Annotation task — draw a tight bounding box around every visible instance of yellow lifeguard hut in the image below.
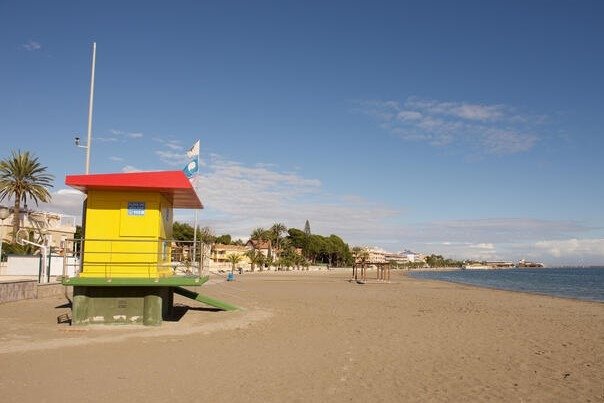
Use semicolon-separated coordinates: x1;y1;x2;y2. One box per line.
63;170;236;325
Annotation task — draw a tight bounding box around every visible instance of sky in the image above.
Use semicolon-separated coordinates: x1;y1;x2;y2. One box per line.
1;0;603;265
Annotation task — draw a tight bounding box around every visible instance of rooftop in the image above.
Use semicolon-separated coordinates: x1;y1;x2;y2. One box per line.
65;171;203;209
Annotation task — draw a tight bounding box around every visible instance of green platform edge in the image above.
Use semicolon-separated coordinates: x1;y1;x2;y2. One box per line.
62;275;239;311
173;286;239;311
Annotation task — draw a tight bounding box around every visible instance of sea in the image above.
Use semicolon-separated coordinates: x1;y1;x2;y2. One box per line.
408;267;604;303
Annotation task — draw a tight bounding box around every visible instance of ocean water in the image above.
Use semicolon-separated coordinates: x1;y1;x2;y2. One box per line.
408;267;604;302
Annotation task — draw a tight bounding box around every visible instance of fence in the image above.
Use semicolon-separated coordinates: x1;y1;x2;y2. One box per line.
63;238;211;279
2;255;78;282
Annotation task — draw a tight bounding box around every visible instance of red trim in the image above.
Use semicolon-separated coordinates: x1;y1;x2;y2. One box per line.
65;171;203;209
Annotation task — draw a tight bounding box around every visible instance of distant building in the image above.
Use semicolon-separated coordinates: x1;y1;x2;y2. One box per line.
486;261;515;268
210;243;250;265
246;239;273;258
517;259;545;268
365;247;387;264
384;252;409;264
0;207;77;254
398;251;425;264
355;247;426;266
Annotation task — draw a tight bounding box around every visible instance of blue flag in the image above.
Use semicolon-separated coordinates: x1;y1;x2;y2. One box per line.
183;140;200;178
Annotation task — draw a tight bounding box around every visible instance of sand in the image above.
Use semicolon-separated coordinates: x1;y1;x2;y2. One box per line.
0;269;602;402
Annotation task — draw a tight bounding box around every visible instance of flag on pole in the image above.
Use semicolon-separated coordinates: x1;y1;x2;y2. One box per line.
183;140;201;269
183;140;200;178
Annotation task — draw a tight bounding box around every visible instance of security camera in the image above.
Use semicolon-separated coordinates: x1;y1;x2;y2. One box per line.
75;137;80;146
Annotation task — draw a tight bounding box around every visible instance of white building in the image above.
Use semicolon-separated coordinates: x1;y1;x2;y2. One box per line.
0;207;77;254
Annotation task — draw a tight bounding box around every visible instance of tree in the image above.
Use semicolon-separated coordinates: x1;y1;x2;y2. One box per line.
264;254;274;271
173;222;194;243
196;226;215;270
245;249;264;272
215;234;232;245
293;253;309;270
352;247;369;267
287;228;306;247
306;235;323;264
197;226;216;244
74;225;83;240
270;223;287;257
226;253;242;273
304;220;311;236
0;151;54;242
250;227;269;241
425;254;462;268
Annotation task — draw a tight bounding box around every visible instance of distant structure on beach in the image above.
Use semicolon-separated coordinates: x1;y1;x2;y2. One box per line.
463;261;514;270
355;246;425;266
462;260;545;269
517;259;545;268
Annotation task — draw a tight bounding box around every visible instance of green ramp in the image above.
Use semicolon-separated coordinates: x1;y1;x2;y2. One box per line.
174;286;239;311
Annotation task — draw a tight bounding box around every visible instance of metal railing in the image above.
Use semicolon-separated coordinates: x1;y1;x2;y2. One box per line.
61;238;212;279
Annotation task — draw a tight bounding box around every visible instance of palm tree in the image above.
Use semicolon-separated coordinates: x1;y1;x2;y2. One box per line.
250;227;269;241
0;151;54;242
264;255;274;271
245;249;264;272
226;253;243;273
271;222;287;258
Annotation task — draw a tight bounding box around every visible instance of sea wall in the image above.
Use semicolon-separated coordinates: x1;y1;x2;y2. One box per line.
0;280;65;304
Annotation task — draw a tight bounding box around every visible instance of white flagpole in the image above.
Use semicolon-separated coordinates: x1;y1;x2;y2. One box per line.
193;209;199;274
85;42;96;175
184;140;201;275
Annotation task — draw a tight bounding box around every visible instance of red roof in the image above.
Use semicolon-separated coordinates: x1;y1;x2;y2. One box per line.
65;171;203;209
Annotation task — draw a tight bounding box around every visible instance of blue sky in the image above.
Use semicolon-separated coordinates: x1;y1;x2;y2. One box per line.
1;1;603;265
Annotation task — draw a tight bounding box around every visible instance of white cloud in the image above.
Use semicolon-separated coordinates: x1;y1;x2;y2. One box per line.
95;136;119;142
470;243;495;250
155;150;187;167
37;156;601;266
387;218;600;264
397;110;422;121
185;154;398;240
356;97;543;155
535;239;604;259
121;165;142;173
482;129;537;154
153;137;183;151
109;156;124;162
165;142;182;151
191;162;601;263
454;104;503;121
39;189;85;220
107;129;144;141
23;40;41;51
405;99;505;121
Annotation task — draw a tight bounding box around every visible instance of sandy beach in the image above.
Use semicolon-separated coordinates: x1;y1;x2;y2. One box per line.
0;270;602;402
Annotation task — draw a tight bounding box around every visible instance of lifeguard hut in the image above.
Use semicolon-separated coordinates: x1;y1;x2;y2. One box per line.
62;170;236;326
